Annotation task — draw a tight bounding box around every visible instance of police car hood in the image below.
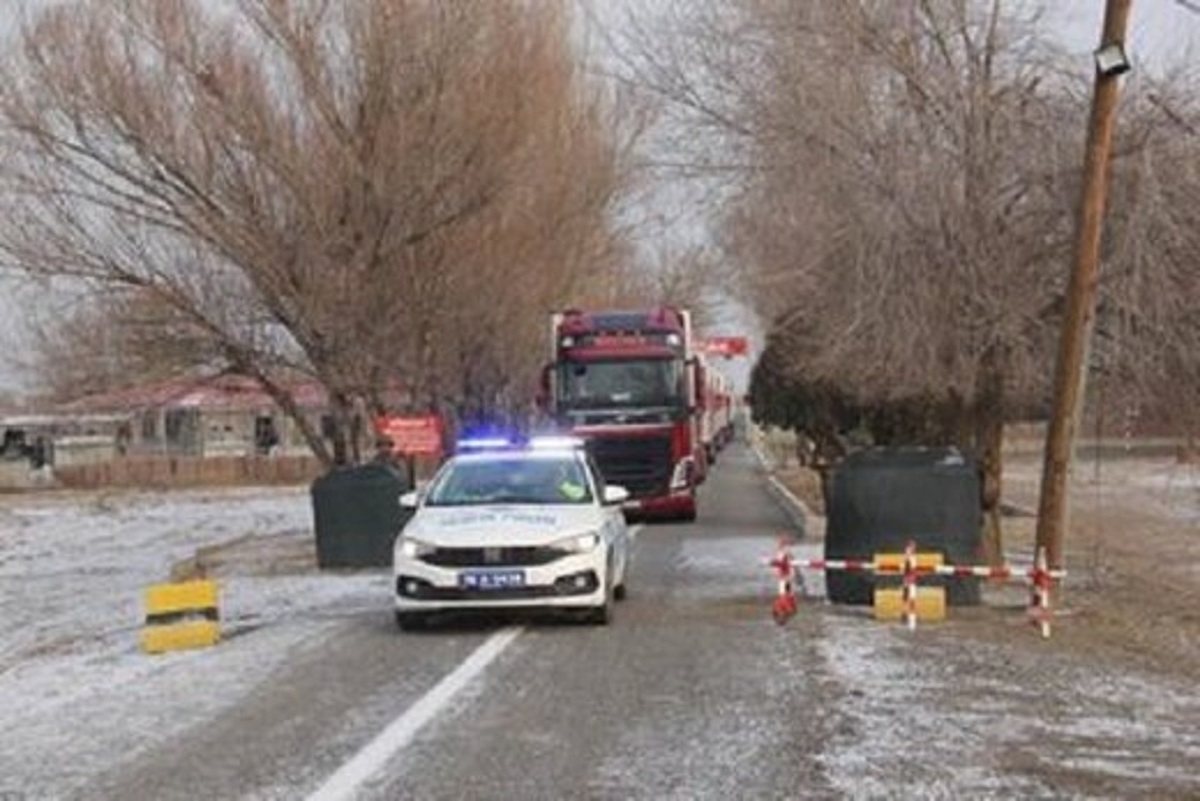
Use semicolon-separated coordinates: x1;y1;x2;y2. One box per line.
407;505;604;547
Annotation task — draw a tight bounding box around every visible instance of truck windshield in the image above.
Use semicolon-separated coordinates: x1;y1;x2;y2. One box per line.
556;358;684;409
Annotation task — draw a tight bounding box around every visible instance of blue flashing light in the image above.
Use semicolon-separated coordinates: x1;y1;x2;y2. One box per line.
455;436;518;454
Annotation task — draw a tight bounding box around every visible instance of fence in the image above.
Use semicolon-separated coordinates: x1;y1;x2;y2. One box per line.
53;454;324;490
768;538;1066;638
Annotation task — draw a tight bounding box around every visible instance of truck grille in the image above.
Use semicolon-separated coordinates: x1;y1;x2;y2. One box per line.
588;434;672;498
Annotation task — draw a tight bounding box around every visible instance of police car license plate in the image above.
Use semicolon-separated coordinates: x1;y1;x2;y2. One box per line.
459;570;525;590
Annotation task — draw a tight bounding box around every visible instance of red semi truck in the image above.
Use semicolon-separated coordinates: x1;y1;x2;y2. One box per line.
540;307;705;522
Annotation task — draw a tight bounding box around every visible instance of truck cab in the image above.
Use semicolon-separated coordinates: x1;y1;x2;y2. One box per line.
541;307;703;521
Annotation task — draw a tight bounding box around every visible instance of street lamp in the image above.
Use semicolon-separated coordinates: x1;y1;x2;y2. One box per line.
1095;42;1131;77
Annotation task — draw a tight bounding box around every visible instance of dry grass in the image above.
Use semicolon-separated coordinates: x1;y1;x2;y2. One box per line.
1001;456;1200;683
776;454;1200;684
775;465;825;515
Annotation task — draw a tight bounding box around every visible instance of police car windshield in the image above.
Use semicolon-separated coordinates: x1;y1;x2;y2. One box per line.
425;454;593;506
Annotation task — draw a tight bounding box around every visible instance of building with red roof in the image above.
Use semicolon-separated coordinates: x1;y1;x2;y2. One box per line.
44;374;336;461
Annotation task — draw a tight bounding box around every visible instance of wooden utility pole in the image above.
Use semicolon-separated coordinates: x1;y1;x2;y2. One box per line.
1035;0;1133;569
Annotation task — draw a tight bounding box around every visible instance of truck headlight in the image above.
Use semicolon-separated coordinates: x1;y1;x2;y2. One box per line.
397;537;435;559
670;456;695;490
555;532;601;553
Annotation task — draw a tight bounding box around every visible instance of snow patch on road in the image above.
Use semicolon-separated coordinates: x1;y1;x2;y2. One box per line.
588;533;839;798
590;625;814;799
671;536;781;602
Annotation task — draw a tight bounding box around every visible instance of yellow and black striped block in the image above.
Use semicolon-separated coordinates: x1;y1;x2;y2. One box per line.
873;551;946;622
874;551;945;573
140;579;221;654
873;586;947;622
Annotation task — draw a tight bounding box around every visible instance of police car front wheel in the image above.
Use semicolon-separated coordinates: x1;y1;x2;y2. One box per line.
395;611;428;632
585;555;617;625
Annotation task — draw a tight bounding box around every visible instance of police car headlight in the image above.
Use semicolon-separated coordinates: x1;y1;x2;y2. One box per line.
556;532;601;553
397;537;435;559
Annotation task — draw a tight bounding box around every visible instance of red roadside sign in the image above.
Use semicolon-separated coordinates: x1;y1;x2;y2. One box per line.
375;415;444;457
698;336;749;358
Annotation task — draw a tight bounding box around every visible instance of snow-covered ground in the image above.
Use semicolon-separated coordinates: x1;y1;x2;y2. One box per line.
0;487;391;798
785;536;1200;800
753;436;1200;798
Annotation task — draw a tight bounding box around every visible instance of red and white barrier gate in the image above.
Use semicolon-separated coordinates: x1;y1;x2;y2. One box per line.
767;537;1066;638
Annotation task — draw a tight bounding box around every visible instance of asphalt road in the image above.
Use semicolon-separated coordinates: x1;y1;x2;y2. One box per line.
87;443;829;800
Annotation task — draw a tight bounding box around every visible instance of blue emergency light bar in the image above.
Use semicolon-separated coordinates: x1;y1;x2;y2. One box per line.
455;431;588;454
528;435;587;450
455;436;518;453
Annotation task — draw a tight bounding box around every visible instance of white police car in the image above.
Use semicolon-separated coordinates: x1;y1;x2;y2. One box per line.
393;436;632;629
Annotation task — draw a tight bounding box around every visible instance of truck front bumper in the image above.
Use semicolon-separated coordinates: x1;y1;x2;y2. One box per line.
622;489;695;520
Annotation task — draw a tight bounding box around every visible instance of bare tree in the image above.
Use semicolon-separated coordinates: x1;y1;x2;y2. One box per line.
1091;66;1200;443
616;0;1200;560
13;287;206;402
619;1;1077;557
0;0;640;466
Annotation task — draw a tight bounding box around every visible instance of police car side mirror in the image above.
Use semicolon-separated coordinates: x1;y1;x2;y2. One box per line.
603;485;630;505
399;491;420;509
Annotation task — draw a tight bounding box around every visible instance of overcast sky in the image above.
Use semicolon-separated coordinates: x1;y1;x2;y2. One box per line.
1;1;1197;399
1049;0;1199;67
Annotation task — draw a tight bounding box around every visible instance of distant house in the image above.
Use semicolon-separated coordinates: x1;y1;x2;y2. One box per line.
54;374;337;459
0;411;132;468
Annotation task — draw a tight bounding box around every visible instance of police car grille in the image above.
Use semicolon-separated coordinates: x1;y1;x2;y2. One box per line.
588;434;672;498
421;546;566;567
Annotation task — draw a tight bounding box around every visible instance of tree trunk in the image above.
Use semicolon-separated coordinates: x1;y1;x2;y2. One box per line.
349;406;364;465
809;421;847;515
329;392;354;467
975;364;1006;566
230;353;336;469
261;382;333;468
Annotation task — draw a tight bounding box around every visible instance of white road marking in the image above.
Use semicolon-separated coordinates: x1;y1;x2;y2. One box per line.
307;627;523;801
